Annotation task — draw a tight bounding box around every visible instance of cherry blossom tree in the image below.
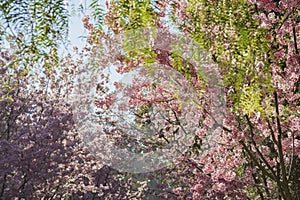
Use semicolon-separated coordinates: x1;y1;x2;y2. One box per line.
79;0;300;199
0;46;99;198
170;0;300;199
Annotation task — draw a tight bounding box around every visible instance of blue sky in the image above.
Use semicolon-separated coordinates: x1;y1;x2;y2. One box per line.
67;0;107;51
67;0;91;50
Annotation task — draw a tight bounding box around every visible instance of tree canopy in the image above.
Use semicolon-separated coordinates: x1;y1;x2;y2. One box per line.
1;0;300;199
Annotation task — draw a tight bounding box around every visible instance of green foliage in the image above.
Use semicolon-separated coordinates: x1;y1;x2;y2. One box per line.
122;28;157;64
0;0;69;69
240;85;263;116
107;0;159;30
174;0;273;114
90;0;105;29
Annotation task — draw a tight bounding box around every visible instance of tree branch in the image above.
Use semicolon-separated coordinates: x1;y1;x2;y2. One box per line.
274;91;292;199
245;115;277;181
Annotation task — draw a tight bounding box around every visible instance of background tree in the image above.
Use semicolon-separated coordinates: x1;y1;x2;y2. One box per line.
0;0;69;69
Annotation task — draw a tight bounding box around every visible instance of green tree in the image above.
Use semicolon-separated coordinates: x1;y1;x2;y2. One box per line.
0;0;69;69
